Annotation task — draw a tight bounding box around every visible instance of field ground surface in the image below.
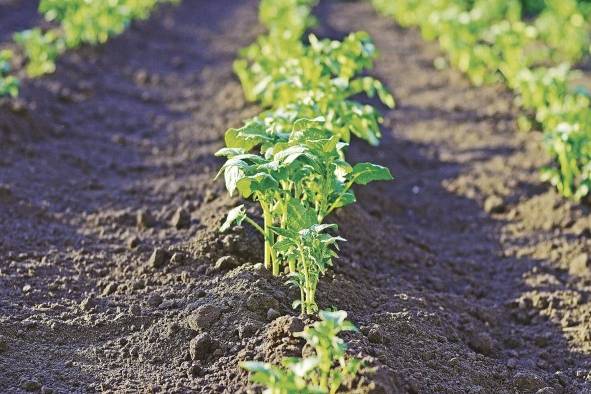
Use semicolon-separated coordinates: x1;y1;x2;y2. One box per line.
1;0;591;393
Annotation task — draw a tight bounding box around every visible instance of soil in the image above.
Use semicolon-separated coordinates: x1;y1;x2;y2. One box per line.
1;0;590;393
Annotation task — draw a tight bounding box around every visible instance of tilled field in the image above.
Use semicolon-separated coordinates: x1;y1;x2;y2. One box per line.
0;0;590;393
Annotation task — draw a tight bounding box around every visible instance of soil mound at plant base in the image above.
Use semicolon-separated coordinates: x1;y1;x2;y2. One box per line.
0;0;590;393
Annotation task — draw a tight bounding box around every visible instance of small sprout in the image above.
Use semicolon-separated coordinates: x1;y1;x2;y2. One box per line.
241;310;364;394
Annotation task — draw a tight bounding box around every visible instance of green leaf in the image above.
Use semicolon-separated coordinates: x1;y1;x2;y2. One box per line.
287;198;317;230
274;145;309;165
332;190;356;209
292;116;325;132
273;238;294;253
289;357;319;377
319;309;347;324
270;225;298;239
236;172;278;198
225;122;270;151
224;165;244;196
220;205;246;232
215;147;246;157
350;162;393;185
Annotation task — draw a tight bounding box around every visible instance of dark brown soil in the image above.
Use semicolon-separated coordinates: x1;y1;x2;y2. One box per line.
1;0;590;393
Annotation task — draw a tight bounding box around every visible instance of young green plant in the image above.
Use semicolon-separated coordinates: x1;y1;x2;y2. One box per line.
241;310;364;394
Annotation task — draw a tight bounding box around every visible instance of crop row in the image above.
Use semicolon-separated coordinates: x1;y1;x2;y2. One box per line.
217;0;393;315
215;0;394;391
0;0;177;97
372;0;591;201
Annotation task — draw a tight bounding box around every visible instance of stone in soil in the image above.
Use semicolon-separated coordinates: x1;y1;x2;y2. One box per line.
246;292;278;314
239;321;261;339
0;184;12;200
513;372;544;392
368;325;384;344
171;252;186;264
484;195;505;214
80;296;95;311
214;255;239;271
186;304;222;331
171;207;191;229
147;293;163;307
189;333;216;361
148;248;171;269
101;282;118;296
266;308;281;321
127;236;140;249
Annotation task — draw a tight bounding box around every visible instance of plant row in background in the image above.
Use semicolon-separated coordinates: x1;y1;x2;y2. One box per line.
215;0;394;391
372;0;591;201
0;0;177;97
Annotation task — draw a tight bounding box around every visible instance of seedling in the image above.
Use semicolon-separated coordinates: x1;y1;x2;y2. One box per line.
241;310;363;394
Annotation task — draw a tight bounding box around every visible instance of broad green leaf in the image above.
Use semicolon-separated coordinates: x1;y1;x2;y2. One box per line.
270;225;298;239
273;238;294;253
274;145;308;165
225;122;271;151
236;172;278;198
350;162;393;185
331;190;356;209
287;198;317;230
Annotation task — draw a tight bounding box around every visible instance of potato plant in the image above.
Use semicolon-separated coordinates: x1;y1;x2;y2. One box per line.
14;0;178;79
241;310;363;394
216;0;393;317
0;50;19;98
372;0;591;201
234;31;394;146
217;119;391;312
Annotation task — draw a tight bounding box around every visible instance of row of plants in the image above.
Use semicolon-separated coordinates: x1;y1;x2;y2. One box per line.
0;0;177;97
372;0;591;201
215;0;394;391
217;0;393;315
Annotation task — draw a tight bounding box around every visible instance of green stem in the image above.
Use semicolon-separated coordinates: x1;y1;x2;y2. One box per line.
556;141;573;198
300;286;305;315
261;200;280;275
261;201;273;271
297;243;314;315
244;216;264;236
323;178;356;221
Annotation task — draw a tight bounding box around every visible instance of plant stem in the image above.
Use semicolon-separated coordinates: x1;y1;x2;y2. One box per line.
298;243;314;314
261;200;280;275
244;216;265;236
261;201;273;271
323;178;355;220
